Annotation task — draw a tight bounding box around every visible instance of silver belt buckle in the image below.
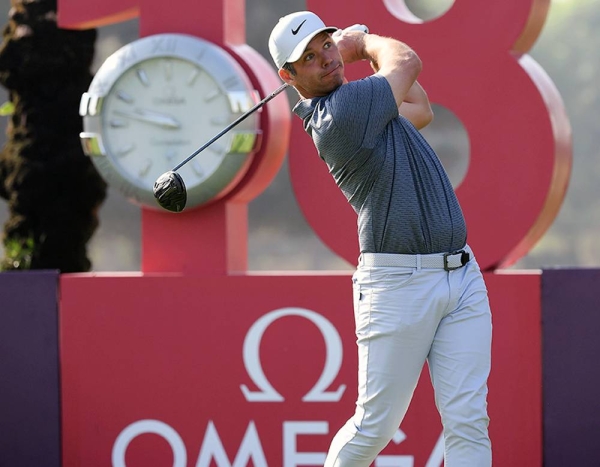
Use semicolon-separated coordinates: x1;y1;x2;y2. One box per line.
443;250;470;271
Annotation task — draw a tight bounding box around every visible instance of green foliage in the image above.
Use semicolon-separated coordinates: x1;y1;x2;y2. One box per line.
0;101;14;116
1;235;34;270
0;0;105;272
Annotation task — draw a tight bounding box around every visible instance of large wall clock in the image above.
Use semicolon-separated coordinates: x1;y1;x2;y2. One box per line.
79;33;261;210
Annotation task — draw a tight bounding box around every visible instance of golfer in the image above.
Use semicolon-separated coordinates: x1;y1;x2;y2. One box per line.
269;11;493;467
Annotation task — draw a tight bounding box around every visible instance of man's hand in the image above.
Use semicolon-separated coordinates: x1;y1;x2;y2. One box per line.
333;25;422;109
358;34;422;109
333;25;369;64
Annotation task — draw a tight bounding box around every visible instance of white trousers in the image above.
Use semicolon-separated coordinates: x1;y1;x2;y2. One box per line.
325;250;492;466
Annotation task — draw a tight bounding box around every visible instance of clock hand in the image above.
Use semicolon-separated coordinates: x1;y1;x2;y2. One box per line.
114;108;181;129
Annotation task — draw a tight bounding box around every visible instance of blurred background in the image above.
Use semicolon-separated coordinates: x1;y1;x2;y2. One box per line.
0;0;595;272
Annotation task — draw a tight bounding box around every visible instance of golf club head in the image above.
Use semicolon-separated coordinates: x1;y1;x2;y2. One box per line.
153;171;187;212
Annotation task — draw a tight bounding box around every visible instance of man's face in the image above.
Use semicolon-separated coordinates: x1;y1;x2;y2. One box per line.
281;32;345;98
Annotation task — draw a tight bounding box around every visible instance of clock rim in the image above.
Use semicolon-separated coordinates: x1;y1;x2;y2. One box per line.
80;33;261;211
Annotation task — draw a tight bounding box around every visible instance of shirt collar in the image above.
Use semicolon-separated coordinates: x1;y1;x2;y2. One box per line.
293;97;323;120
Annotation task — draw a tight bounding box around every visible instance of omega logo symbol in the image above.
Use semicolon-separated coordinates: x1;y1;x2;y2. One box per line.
240;307;346;402
153;86;186;106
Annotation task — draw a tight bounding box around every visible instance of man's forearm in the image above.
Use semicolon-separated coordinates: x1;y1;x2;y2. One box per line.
361;34;421;79
335;31;422;107
403;81;429;105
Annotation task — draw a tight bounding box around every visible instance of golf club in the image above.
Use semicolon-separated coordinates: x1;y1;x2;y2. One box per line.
153;82;289;213
153;23;368;213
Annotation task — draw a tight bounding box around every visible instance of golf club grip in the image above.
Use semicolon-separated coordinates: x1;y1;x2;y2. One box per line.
172;82;289;172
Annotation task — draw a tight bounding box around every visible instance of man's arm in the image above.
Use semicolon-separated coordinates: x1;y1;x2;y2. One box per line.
335;31;432;128
398;81;433;129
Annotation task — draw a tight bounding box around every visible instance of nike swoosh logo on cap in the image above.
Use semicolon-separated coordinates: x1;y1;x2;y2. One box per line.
291;20;307;35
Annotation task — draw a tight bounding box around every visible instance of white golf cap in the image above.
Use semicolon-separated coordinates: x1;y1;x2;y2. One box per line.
268;11;337;69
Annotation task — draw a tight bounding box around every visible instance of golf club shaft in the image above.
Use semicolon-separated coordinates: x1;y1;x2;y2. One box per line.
172;82;289;172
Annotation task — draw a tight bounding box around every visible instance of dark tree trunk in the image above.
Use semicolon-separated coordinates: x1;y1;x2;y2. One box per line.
0;0;107;272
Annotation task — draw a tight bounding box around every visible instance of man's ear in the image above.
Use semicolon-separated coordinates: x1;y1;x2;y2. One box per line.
278;68;294;85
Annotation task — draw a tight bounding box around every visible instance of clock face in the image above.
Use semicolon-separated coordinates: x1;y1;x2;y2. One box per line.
80;34;260;210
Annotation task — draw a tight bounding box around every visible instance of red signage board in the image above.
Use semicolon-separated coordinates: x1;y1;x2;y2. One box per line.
60;273;541;466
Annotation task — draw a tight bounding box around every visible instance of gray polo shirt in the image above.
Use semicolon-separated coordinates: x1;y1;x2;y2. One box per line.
293;73;467;255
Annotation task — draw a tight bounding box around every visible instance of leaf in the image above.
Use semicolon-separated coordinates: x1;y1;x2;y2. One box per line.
0;101;15;116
